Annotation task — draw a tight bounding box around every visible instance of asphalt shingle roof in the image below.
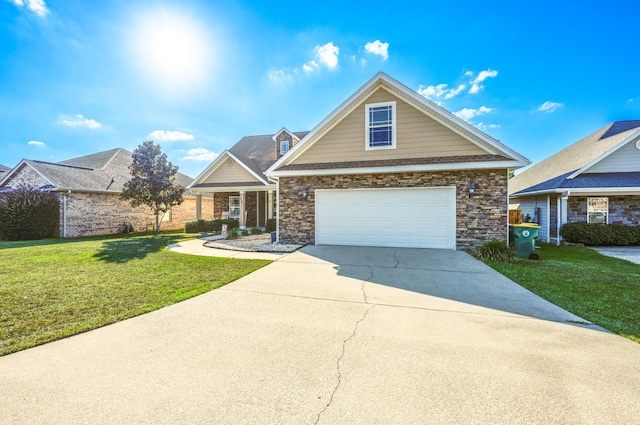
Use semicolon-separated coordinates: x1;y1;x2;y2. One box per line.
510;121;640;195
4;149;193;193
228;131;309;180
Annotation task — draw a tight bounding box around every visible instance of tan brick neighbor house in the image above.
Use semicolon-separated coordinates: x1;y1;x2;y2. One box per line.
509;120;640;244
0;148;213;238
190;72;529;250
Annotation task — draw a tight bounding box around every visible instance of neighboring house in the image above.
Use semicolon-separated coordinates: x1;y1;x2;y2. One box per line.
0;148;213;238
191;72;529;249
0;164;10;181
188;129;307;228
509;120;640;243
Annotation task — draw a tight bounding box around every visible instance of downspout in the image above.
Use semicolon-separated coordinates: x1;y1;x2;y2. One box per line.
557;190;570;245
62;190;71;238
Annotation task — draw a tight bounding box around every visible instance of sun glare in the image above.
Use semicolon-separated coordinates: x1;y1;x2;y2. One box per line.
132;11;212;92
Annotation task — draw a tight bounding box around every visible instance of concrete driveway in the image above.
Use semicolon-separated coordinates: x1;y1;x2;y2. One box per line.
1;245;639;424
591;246;640;264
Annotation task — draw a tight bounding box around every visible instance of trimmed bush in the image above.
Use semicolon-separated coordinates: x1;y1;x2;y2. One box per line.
0;187;60;240
226;227;240;240
250;227;263;235
475;239;515;262
560;222;640;246
185;218;240;233
265;218;276;233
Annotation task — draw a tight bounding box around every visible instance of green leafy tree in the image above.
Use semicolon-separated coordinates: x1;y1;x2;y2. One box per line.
120;141;185;235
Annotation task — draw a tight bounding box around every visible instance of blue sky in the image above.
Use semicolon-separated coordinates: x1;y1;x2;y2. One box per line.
1;0;639;178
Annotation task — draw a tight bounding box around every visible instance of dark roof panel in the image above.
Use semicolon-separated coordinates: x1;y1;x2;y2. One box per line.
599;120;640;140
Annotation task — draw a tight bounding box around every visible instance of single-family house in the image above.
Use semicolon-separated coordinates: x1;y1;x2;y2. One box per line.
191;72;529;249
0;148;213;237
188;130;305;228
509;120;640;243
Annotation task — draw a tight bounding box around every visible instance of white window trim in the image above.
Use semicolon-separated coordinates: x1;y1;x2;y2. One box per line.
587;196;608;224
365;101;396;151
229;196;241;219
280;140;290;155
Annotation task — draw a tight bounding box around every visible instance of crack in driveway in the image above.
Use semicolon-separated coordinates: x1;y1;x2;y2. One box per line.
315;305;375;424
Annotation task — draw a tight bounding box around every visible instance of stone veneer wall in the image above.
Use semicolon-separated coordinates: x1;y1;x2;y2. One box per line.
568;196;640;225
213;191;262;227
278;169;508;249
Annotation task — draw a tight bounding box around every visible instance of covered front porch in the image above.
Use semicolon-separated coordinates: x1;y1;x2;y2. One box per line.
192;186;276;229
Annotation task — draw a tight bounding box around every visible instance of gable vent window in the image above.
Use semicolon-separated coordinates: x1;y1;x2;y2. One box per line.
365;101;396;150
280;140;290;155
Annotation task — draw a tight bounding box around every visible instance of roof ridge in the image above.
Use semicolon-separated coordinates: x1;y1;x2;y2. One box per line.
31;159;93;171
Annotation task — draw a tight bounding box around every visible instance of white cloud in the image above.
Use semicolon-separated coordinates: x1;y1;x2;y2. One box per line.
476;122;501;131
473;69;498;84
418;83;466;103
268;69;293;84
537;101;564;113
148;130;194;141
364;40;389;60
314;42;339;69
10;0;48;17
183;148;218;162
453;106;494;122
28;140;45;147
468;69;498;94
302;61;319;73
59;114;102;129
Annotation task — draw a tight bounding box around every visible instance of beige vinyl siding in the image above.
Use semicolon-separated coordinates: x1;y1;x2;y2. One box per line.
291;88;488;165
201;158;260;184
584;139;640;173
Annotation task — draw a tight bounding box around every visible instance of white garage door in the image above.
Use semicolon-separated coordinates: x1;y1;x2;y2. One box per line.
315;187;456;249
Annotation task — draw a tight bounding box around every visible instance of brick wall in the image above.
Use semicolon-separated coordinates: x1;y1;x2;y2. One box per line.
278;169;508;249
62;193;210;237
3;164;213;238
568;195;640;225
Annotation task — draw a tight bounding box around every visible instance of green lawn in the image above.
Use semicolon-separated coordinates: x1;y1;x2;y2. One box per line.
0;233;270;356
483;243;640;343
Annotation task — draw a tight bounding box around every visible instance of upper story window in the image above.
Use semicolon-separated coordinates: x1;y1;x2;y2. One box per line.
280;140;290;155
366;101;396;150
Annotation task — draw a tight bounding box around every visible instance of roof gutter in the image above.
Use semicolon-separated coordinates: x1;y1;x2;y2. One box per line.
511;186;640;198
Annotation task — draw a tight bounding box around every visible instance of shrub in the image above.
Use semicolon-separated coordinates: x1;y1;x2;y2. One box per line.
226;227;240;240
241;229;250;237
560;222;640;246
185;218;240;233
265;218;277;233
475;239;515;262
0;187;60;240
250;227;263;235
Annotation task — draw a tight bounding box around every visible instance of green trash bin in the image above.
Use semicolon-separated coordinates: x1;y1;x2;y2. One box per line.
509;223;541;259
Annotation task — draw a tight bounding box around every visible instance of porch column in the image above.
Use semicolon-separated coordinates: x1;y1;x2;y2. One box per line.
195;194;202;220
239;190;246;229
267;190;274;219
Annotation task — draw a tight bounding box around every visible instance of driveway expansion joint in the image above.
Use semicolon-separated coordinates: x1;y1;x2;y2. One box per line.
315;305;375;424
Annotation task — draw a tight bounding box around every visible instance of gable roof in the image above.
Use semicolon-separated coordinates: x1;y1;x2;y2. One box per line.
266;72;528;177
0;148;193;193
188;131;309;189
510;121;640;196
0;164;10;175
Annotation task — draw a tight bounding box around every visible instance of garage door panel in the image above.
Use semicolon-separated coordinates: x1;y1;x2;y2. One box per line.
315;187;456;249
